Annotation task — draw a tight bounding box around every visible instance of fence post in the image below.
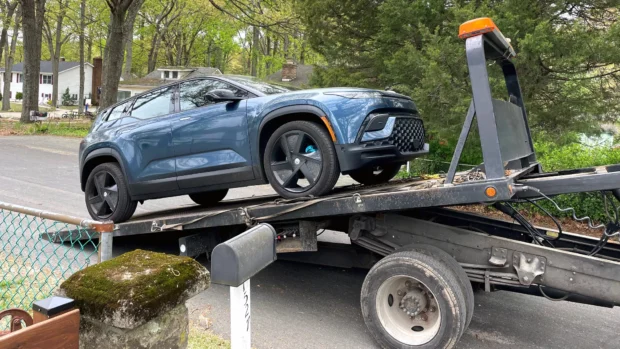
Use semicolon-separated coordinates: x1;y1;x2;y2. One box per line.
95;222;114;263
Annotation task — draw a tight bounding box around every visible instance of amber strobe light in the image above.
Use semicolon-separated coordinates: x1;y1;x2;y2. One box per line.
458;17;497;39
458;17;516;57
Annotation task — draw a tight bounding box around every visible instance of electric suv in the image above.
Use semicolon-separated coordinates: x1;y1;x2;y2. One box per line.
79;75;428;222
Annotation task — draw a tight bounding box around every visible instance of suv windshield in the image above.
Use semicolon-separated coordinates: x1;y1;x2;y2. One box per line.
224;75;298;95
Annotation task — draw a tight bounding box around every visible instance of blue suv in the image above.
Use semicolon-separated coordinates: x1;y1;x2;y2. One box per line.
79;75;428;222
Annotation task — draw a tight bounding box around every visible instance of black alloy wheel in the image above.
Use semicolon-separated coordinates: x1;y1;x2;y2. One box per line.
88;171;119;219
264;120;340;198
85;163;137;223
270;130;323;192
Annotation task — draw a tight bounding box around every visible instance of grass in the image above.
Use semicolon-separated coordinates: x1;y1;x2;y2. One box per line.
0;119;91;138
188;327;231;349
1;103;52;112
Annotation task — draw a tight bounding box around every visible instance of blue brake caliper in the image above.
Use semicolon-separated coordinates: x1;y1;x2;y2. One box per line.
305;145;317;154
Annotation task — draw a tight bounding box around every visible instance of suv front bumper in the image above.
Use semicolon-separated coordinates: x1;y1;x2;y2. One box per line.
336;115;429;173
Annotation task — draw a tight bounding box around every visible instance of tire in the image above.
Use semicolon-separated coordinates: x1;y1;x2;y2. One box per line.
84;162;137;223
263;120;340;198
395;244;474;331
189;189;229;206
349;163;402;186
361;250;468;349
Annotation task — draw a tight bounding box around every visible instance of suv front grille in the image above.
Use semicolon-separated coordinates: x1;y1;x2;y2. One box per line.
363;117;425;153
389;117;425;153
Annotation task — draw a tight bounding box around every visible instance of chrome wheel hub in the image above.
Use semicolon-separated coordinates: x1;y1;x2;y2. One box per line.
376;275;441;345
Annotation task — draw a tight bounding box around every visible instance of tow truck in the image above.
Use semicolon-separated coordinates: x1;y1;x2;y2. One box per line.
108;18;620;348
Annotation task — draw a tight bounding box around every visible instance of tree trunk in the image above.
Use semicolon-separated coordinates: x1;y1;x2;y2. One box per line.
52;4;65;109
147;33;159;73
20;0;46;123
86;33;92;63
251;26;259;76
78;0;85;114
122;38;133;79
0;2;18;65
99;0;145;109
121;1;139;80
2;6;20;111
206;40;212;67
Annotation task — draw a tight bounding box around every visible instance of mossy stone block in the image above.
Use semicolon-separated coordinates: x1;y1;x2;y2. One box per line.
59;249;209;329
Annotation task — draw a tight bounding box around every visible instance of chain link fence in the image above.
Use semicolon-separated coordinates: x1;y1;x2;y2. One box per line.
0;201;113;331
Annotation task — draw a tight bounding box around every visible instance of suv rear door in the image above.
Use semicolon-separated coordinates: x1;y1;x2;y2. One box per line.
171;78;254;189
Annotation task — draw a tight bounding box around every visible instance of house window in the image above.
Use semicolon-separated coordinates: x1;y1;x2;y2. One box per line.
42;75;53;84
164;71;170;79
117;90;131;102
172;71;178;79
15;73;22;83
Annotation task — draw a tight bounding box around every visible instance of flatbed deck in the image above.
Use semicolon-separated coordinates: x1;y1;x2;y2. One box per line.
115;164;620;237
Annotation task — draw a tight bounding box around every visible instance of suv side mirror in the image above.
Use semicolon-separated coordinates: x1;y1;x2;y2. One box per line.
205;89;244;103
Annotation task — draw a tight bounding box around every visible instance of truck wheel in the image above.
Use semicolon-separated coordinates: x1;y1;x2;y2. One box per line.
189;189;228;206
264;120;340;198
395;244;474;331
349;164;402;186
85;162;137;223
361;250;467;349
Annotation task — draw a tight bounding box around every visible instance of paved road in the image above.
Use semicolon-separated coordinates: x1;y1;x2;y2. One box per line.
1;135;619;349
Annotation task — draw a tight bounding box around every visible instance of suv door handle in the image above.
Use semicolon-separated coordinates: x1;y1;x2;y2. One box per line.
179;117;192;121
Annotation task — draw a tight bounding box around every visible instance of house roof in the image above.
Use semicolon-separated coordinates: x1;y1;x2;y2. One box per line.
120;67;222;87
0;61;89;73
266;64;314;87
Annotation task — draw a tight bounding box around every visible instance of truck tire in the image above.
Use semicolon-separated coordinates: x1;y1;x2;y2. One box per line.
361;250;467;349
395;244;474;330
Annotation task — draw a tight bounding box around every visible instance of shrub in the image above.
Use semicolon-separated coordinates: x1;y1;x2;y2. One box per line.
61;88;73;106
16;92;22;100
400;131;620;223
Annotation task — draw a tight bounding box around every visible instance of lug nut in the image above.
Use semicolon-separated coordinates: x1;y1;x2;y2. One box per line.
429;306;436;313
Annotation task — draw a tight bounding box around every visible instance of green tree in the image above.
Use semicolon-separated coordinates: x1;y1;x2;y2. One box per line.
299;0;620;148
61;87;73;105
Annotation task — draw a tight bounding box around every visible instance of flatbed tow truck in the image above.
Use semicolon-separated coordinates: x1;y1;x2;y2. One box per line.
111;18;620;348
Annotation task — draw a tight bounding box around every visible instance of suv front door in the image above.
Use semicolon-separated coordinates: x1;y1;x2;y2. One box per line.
119;85;178;196
171;78;254;189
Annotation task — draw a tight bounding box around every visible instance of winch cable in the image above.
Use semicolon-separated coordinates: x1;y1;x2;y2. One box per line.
516;185;620;257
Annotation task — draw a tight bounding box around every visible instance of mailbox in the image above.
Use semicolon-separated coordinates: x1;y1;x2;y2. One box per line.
211;223;277;287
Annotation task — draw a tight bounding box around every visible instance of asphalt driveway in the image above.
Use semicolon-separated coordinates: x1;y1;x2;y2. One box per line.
1;135;619;349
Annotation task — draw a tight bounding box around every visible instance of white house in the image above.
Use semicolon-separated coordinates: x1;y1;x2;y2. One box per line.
0;60;94;106
118;66;222;101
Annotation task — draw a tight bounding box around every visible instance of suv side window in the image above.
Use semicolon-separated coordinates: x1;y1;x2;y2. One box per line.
107;100;132;122
179;79;247;111
130;86;174;120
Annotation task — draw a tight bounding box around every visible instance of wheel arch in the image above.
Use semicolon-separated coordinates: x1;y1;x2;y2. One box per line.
80;148;128;192
257;105;337;181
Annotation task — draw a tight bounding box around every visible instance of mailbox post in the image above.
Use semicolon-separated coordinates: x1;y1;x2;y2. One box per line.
211;224;277;349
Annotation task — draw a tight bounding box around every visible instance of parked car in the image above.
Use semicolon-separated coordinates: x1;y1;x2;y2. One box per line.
79;75;428;222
